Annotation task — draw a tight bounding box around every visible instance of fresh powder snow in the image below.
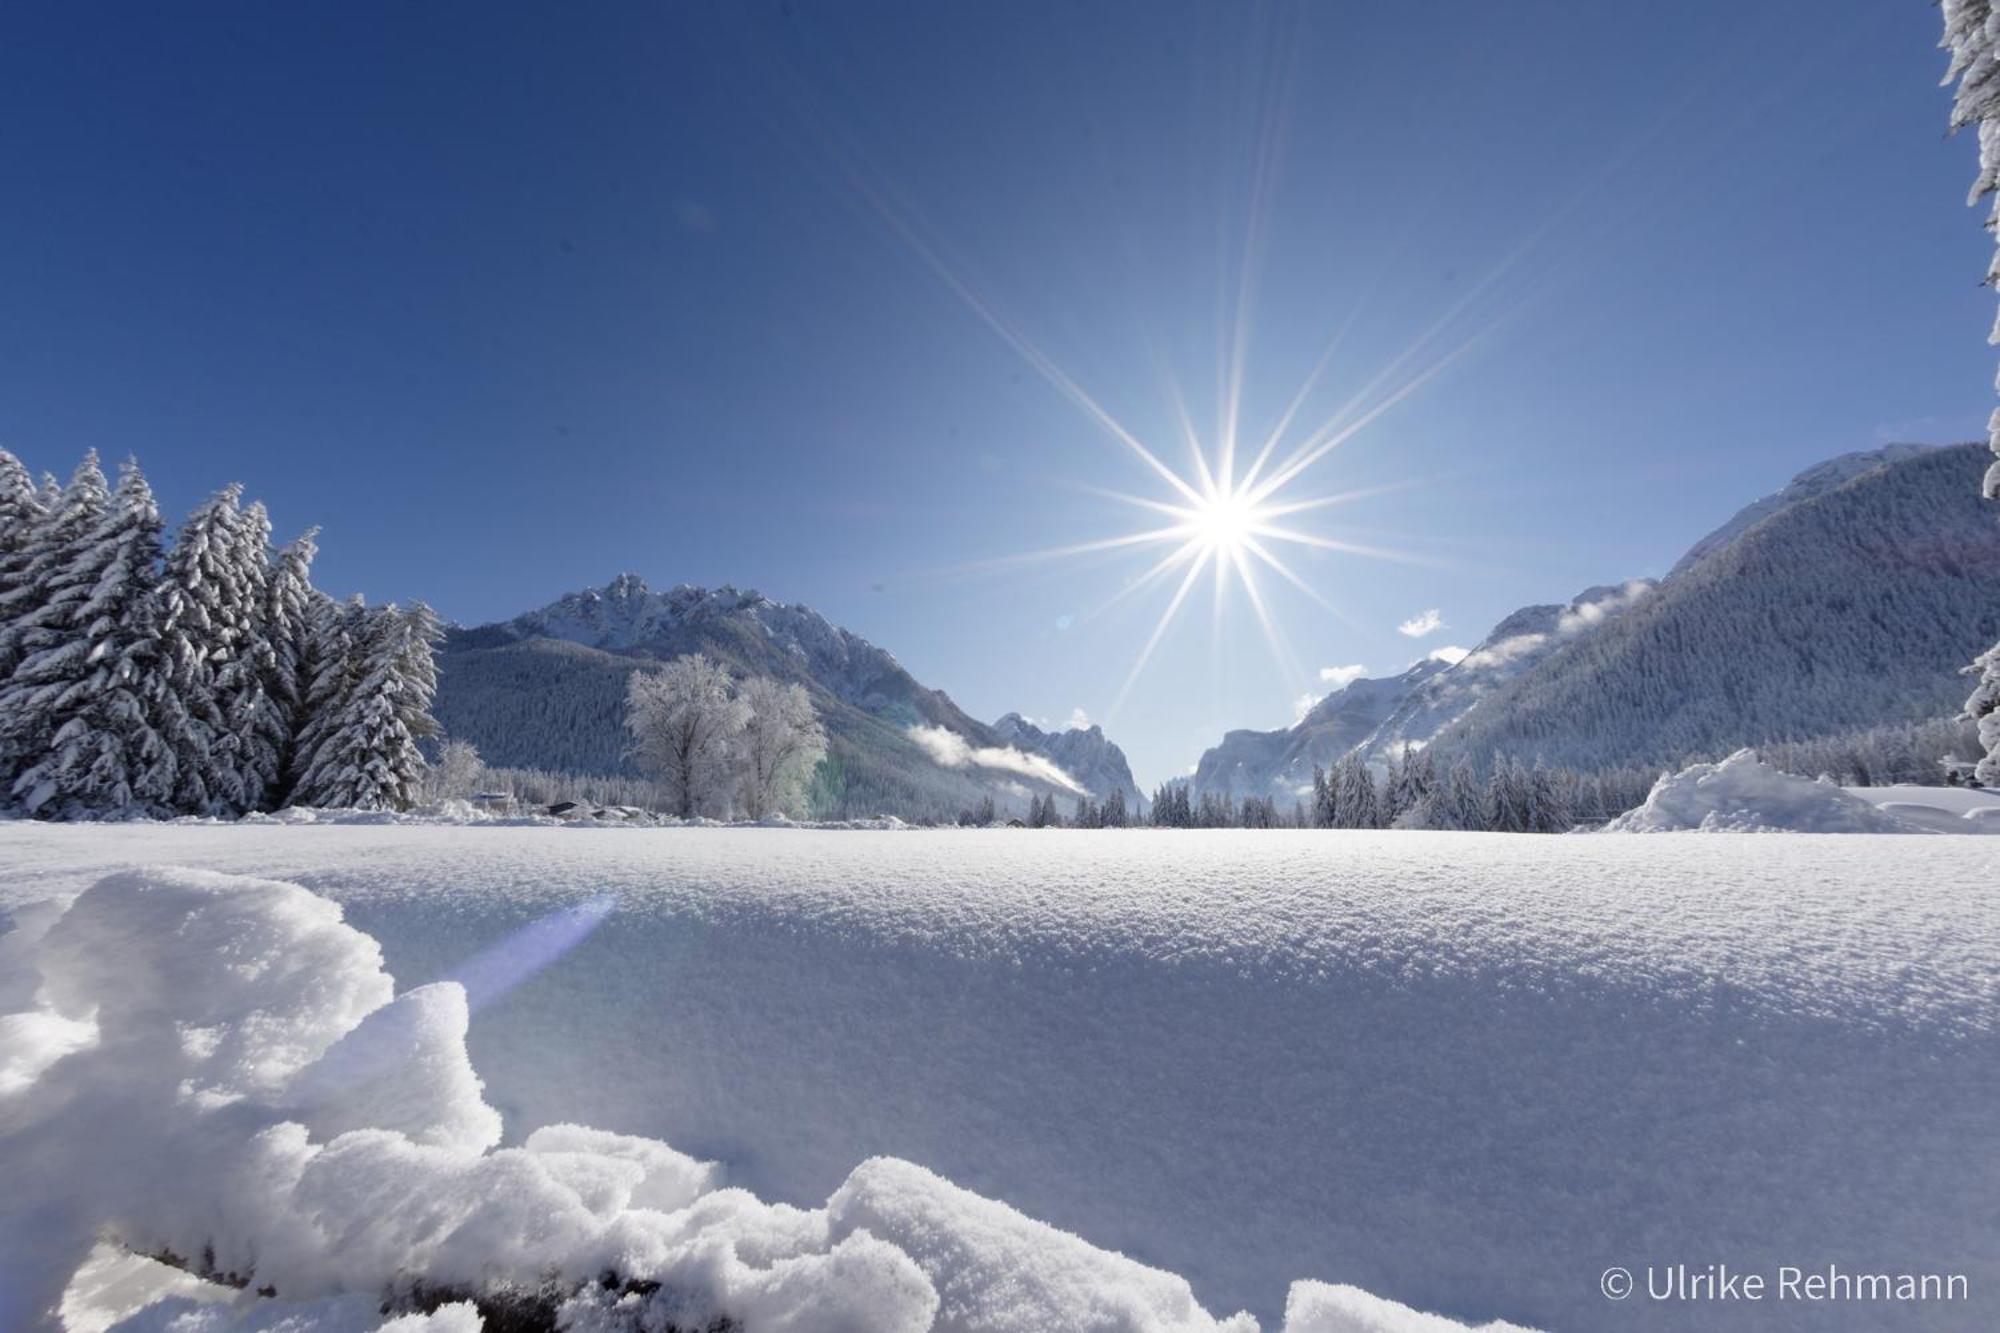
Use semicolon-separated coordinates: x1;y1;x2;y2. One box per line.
3;823;1994;1330
3;861;1530;1333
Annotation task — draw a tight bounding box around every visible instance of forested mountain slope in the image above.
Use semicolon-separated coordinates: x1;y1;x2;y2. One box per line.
1437;442;2000;771
1191;661;1451;800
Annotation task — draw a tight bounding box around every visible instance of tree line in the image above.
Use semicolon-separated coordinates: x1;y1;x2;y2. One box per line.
1134;714;1983;834
0;449;441;819
1144;750;1652;833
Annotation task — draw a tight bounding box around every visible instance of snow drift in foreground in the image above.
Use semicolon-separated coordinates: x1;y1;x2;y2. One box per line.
4;825;1995;1332
1602;749;1935;832
0;868;1524;1333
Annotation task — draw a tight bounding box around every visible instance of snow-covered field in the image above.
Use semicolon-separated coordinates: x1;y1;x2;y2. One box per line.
3;824;1996;1331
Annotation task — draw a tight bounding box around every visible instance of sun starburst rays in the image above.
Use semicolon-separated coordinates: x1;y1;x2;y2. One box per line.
1070;406;1429;716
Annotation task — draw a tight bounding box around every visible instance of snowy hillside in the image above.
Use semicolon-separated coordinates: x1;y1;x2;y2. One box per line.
6;824;1994;1331
1356;582;1655;764
434;577;1085;821
992;713;1144;808
1439;442;2000;772
1665;443;1933;579
1190;580;1656;800
1187;442;1995;793
1191;661;1450;800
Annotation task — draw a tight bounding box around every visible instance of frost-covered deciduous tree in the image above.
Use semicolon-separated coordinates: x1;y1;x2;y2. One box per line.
625;653;748;818
1944;0;2000;782
422;738;487;803
4;461;180;817
736;675;827;820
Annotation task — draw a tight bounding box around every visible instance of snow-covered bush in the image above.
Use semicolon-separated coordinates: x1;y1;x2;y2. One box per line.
0;868;1521;1333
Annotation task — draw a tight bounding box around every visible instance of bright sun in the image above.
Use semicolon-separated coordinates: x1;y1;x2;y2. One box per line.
1185;491;1262;553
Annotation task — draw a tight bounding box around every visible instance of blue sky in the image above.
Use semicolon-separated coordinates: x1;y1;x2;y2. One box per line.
0;1;1988;784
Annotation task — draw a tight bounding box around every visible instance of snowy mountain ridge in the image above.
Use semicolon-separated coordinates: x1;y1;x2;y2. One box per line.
1188;441;1993;795
1667;442;1933;580
992;712;1145;810
504;572;907;700
436;576;1135;819
1190;581;1659;801
1432;441;2000;772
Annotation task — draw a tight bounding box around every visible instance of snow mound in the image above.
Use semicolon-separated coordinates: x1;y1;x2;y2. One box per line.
1603;749;1928;832
1283;1283;1538;1333
1844;783;2000;834
0;867;1517;1333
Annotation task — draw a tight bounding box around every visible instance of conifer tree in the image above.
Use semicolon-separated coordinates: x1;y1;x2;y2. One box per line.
1943;1;2000;782
217;500;285;812
1333;754;1378;829
261;529;319;805
6;461;178;817
289;592;363;801
1309;764;1333;828
157;485;250;812
0;453;110;793
293;603;442;810
0;449;44;683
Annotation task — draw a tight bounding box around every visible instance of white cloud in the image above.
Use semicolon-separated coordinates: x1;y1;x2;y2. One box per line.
1427;645;1470;665
1397;608;1445;638
1066;706;1092;731
1293;693;1322;724
1317;664;1369;689
1555;580;1652;635
1458;582;1653;670
907;725;1085;794
1459;633;1544;671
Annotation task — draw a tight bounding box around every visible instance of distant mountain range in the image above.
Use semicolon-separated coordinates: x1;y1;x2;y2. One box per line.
1187;441;2000;796
437;443;1997;817
433;575;1138;820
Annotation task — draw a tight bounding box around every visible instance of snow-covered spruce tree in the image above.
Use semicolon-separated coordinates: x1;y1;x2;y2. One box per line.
625;652;748;818
156;485;249;813
736;675;828;819
0;453;110;799
4;461;180;817
289;591;363;799
260;527;319;805
215;500;285;812
292;603;443;810
1944;0;2000;782
0;449;45;683
1333;753;1379;829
